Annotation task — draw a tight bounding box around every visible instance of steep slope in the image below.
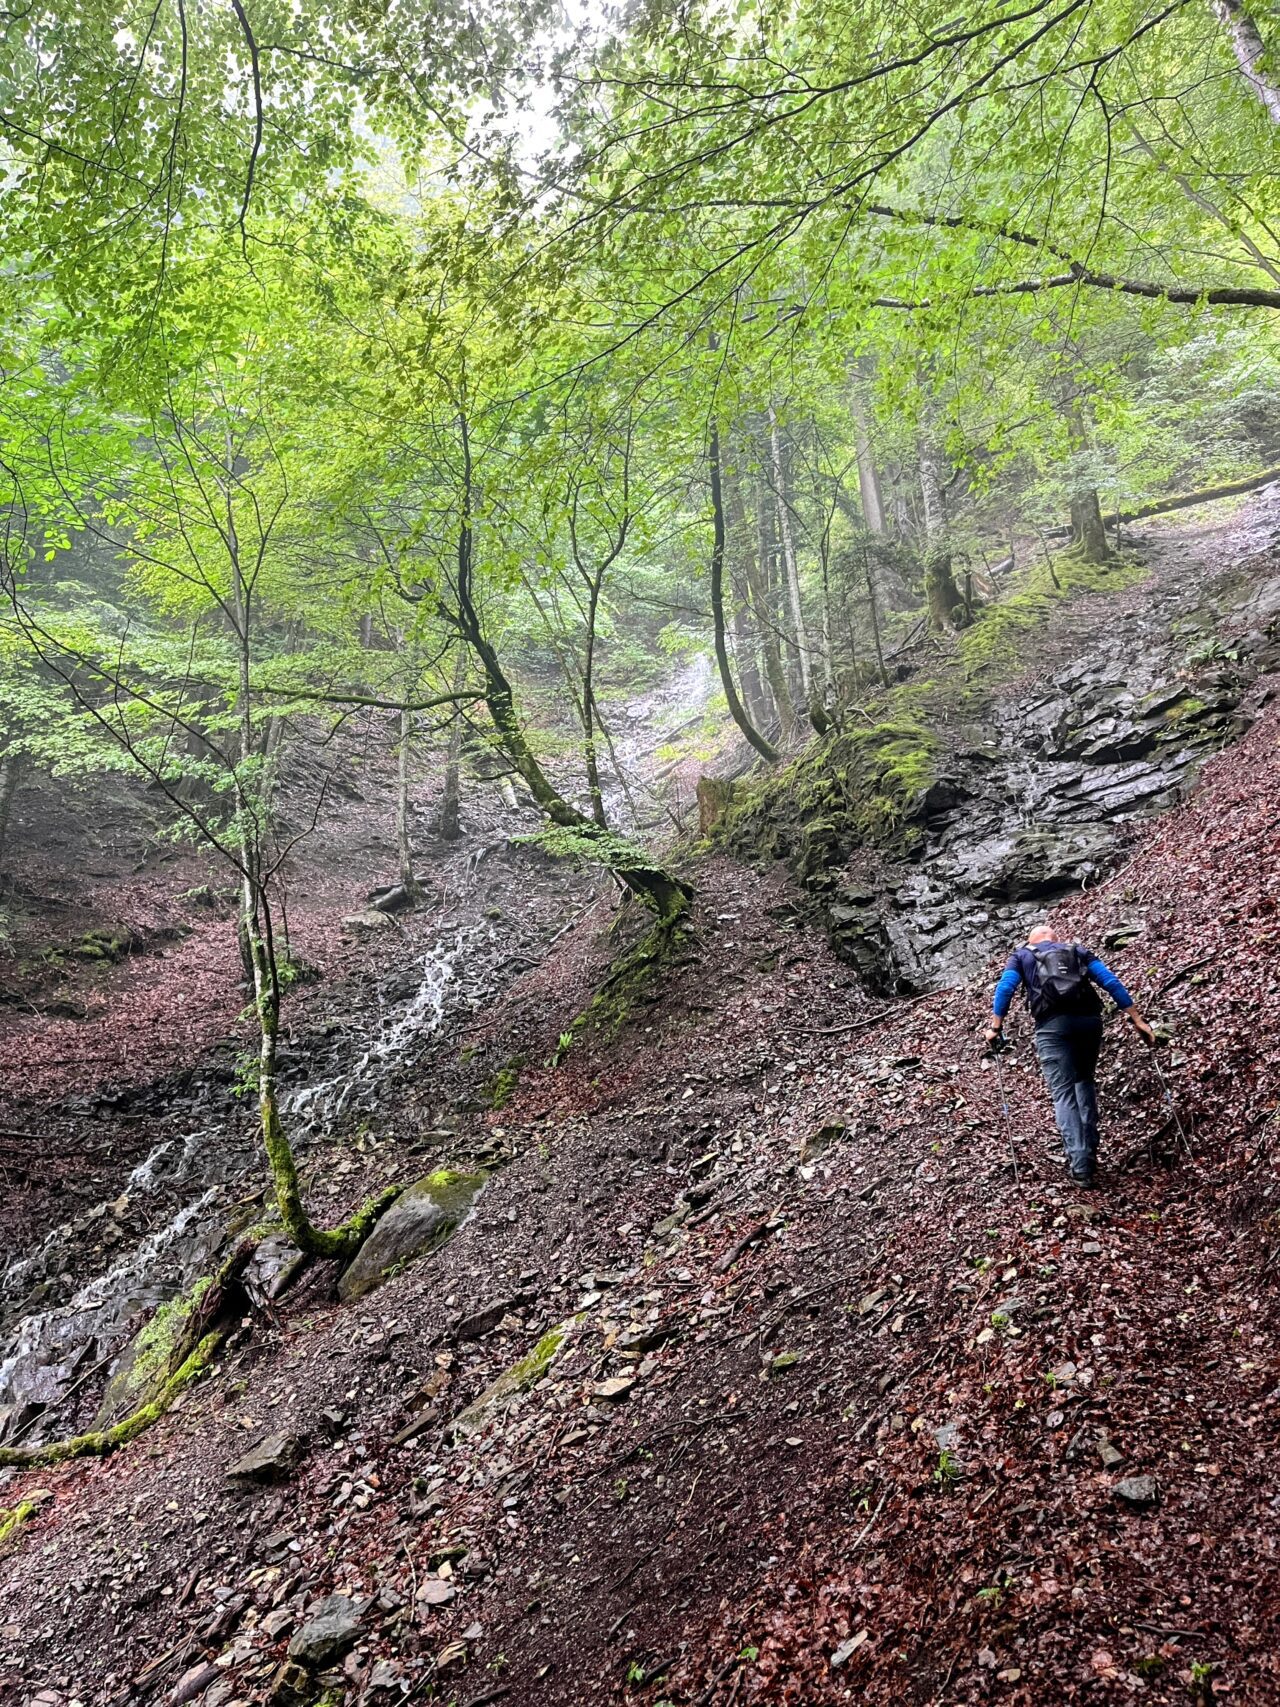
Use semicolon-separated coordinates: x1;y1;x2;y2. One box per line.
0;509;1277;1707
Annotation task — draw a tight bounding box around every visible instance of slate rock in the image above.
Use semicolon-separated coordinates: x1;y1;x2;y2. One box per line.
226;1431;307;1485
454;1293;530;1341
1096;1433;1125;1470
170;1661;222;1705
592;1376;635;1402
415;1578;456;1608
243;1235;309;1307
267;1660;315;1705
287;1593;365;1668
337;1170;485;1302
1114;1474;1159;1509
831;1629;869;1667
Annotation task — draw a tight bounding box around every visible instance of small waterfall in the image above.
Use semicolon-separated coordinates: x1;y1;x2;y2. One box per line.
0;924;489;1444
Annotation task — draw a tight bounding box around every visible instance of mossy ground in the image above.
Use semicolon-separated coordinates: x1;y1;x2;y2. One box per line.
0;1500;38;1551
957;548;1146;677
486;1059;524;1110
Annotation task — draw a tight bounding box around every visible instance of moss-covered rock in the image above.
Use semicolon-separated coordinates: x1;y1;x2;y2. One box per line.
722;714;938;882
335;1169;486;1302
447;1320;572;1442
95;1277;214;1429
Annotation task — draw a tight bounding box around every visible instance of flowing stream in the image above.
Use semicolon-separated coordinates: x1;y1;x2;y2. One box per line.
0;922;491;1445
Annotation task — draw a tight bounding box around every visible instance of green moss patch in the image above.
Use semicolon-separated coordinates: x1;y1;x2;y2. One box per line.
448;1320;573;1442
722;713;938;880
486;1059;523;1110
958;550;1146;677
95;1276;215;1429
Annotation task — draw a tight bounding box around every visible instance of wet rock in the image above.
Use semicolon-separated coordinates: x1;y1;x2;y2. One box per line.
369;883;419;914
170;1661;222;1704
341;908;396;934
287;1593;365;1668
336;1170;486;1302
243;1236;309;1308
1113;1474;1159;1509
226;1431;308;1485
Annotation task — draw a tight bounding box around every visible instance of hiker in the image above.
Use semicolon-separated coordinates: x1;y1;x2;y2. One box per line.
984;925;1156;1186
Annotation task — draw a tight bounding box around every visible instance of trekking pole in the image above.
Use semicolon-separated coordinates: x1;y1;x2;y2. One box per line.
1149;1047;1192;1159
989;1035;1020;1184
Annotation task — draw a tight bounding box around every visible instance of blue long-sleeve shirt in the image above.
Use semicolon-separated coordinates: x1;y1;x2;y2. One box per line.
992;942;1133;1020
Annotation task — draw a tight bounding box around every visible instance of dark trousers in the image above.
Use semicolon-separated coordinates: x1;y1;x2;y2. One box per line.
1033;1014;1104;1175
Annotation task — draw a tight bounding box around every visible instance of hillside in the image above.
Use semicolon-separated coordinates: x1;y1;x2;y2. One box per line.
1;499;1278;1707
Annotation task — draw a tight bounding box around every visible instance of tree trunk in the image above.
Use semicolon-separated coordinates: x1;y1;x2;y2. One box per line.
581;570;608;829
438;647;466;842
918;442;968;630
223;443;390;1262
0;751;22;879
723;467;771;728
395;706;419;892
708;426;781;764
851;391;887;533
1069;488;1113;563
817;505;835;691
1214;0;1280;124
750;479;798;737
769;407;812;698
864;549;890;687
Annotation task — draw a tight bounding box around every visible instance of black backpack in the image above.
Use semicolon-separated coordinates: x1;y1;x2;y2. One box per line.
1027;943;1102;1021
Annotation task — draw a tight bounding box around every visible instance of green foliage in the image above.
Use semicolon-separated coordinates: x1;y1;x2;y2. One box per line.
514;822;654;875
933;1448;964;1488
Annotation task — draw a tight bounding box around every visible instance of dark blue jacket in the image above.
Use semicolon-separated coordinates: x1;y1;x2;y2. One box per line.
992;941;1133;1023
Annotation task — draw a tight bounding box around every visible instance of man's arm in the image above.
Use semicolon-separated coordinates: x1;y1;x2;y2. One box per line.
1086;954;1157;1046
985;960;1022;1045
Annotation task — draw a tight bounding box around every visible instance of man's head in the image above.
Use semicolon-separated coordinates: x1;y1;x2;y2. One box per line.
1027;924;1056;946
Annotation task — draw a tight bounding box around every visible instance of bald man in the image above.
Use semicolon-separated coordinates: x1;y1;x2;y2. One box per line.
984;925;1156;1186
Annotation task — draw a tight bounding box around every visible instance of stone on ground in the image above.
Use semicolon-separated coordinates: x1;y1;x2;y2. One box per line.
337;1169;485;1302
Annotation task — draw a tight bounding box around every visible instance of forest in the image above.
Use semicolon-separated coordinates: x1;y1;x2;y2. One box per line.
1;0;1279;1703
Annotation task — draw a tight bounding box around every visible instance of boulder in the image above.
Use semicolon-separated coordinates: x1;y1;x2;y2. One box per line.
336;1170;486;1303
341;908;396;934
368;882;420;914
287;1593;365;1669
226;1431;308;1485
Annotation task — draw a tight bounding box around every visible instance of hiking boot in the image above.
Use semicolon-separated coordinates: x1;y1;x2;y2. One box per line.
1069;1166;1097;1189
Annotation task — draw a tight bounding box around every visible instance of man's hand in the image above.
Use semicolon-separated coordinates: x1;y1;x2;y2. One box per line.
983;1020;1005;1056
1128;1010;1158;1048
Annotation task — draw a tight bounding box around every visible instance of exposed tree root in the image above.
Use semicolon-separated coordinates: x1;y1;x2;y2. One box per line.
573;908;690;1040
0;1242;256;1472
